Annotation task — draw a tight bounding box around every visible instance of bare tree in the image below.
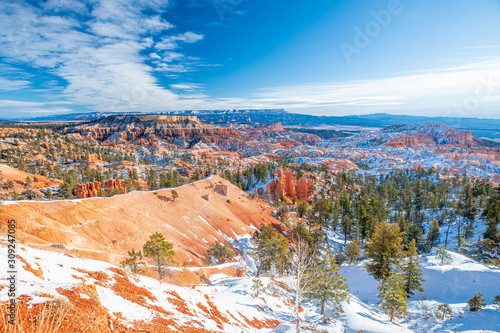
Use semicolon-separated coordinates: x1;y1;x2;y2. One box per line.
286;240;317;333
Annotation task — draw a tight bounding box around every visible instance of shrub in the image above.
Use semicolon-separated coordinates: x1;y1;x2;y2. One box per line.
435;246;452;265
205;240;235;265
468;293;486;312
492;295;500;309
434;303;453;320
251;278;265;297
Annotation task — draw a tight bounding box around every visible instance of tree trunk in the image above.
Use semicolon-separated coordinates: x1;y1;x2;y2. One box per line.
445;220;451;246
157;257;162;281
295;293;300;333
256;261;264;277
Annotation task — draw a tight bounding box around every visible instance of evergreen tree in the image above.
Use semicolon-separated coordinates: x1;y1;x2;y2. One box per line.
340;214;353;244
346;239;361;264
434;303;453;321
171;189;179;202
426;218;440;251
492;295;500;310
483;187;500;240
309;251;350;315
205;240;234;265
435;246;452;265
120;249;145;274
377;269;407;321
251;224;289;276
365;221;404;283
143;232;176;280
251;278;264;297
402;239;424;296
468;293;486;312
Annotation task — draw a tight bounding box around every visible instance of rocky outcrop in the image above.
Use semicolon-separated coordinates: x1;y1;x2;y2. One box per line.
266;168;313;201
103;179;125;194
75;179;125;198
74;154;102;162
75;182;101;199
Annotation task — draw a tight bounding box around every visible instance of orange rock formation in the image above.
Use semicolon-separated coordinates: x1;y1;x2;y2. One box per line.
266;168;312;201
75;179;125;198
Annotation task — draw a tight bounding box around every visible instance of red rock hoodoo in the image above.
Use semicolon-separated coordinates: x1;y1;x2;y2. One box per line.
266;168;313;202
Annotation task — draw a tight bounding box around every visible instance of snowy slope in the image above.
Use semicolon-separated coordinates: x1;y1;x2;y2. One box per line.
341;251;500;333
1;235;499;332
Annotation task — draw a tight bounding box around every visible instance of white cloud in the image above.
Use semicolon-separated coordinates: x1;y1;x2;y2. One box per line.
0;77;31;91
0;0;204;114
155;32;204;50
0;100;45;107
170;83;203;90
1;0;499;119
234;58;500;117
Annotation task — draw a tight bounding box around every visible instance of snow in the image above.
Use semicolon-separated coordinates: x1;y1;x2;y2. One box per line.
1;230;500;332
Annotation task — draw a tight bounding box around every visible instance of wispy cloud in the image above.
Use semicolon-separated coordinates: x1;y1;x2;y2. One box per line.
0;1;499;119
0;0;205;113
235;58;500;117
0;77;31;91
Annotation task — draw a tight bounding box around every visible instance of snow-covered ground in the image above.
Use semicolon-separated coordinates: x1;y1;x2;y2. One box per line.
1;235;499;332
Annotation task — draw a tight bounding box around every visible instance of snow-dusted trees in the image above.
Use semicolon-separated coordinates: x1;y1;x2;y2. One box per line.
205;240;234;265
434;303;453;320
435;246;452;265
468;293;486;312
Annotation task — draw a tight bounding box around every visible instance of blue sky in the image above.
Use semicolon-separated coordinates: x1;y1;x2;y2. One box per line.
1;0;500;119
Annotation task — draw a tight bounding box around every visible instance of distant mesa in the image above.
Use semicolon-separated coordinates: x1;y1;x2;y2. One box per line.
62;114;238;143
255;123;285;132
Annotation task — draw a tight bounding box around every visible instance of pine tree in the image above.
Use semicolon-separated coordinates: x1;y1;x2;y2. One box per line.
365;221;404;283
435;246;452;265
341;214;353;244
120;249;145;274
171;189;179;202
205;240;235;265
251;278;264;297
346;239;361;264
492;295;500;310
434;303;453;321
251;224;289;276
426;218;440;251
468;293;486;312
308;251;350;315
402;239;424;296
143;232;176;280
377;269;407;321
483;187;500;240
